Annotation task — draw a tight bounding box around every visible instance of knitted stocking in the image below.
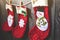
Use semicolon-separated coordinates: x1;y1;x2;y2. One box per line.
2;4;14;32
12;6;28;38
29;0;50;40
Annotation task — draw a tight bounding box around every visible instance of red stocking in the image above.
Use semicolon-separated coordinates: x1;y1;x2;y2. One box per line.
29;0;50;40
2;4;14;32
12;6;28;38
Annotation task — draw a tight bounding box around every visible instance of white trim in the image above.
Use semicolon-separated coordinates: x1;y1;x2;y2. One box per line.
16;6;26;14
31;0;48;7
6;4;13;11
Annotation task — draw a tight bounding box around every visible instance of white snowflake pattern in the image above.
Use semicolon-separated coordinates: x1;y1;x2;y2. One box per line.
7;15;13;27
19;19;25;28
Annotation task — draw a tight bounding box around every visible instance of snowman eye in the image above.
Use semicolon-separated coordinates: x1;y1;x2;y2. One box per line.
40;13;42;15
41;22;42;23
40;21;42;23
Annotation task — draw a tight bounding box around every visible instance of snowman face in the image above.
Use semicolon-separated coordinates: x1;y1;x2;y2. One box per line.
36;17;48;31
36;11;44;18
7;15;13;27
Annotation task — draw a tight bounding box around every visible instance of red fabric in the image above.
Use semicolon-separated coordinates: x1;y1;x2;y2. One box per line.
2;9;14;32
12;6;28;38
29;6;50;40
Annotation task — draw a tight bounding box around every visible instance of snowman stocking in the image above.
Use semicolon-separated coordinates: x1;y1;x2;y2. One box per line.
2;4;14;32
29;0;50;40
12;6;28;38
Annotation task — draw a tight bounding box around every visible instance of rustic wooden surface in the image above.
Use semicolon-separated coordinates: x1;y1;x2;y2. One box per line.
54;0;60;40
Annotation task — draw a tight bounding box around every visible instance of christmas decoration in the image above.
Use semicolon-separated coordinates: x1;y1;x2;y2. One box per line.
12;6;28;38
29;0;50;40
2;3;14;32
